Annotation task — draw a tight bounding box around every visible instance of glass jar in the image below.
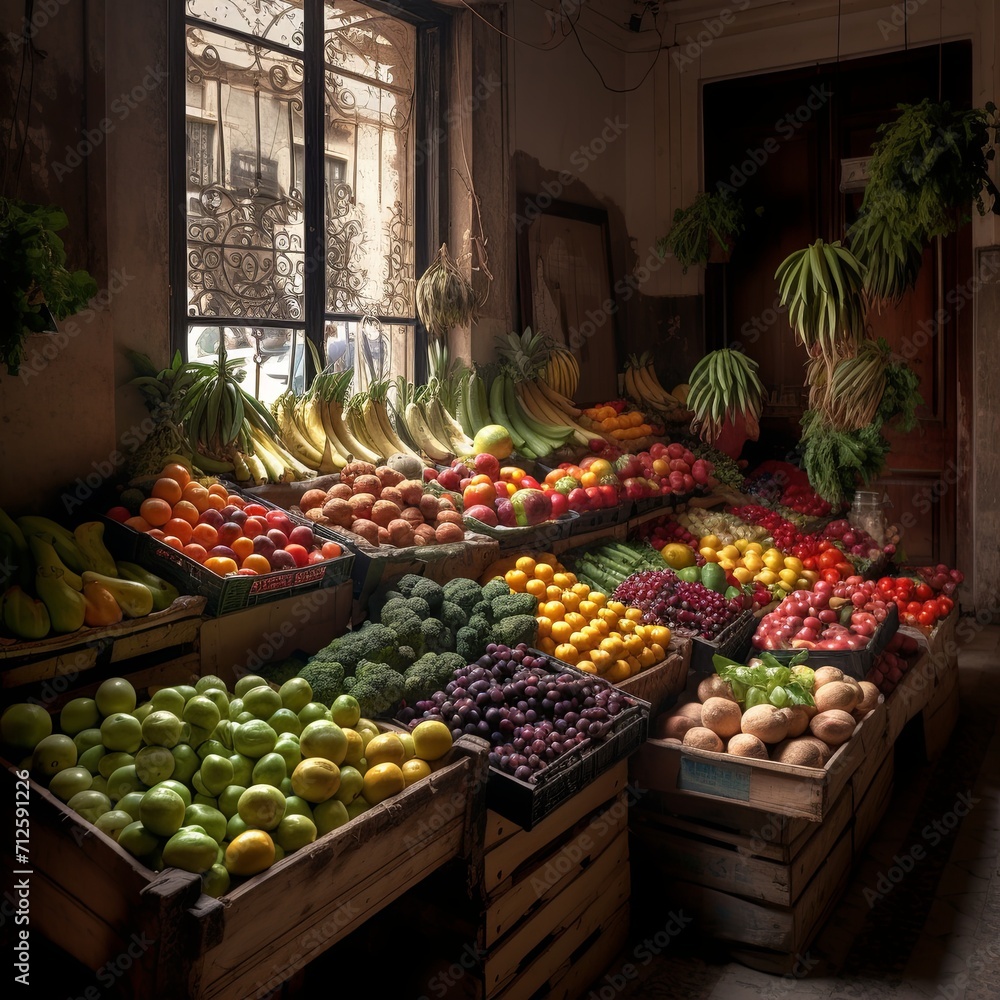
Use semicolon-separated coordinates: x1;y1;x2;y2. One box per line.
849;490;890;546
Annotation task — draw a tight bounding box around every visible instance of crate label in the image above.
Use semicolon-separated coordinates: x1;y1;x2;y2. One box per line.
249;565;326;594
679;757;751;800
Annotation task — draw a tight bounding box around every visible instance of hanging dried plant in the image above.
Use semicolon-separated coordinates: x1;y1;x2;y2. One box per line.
415;242;478;339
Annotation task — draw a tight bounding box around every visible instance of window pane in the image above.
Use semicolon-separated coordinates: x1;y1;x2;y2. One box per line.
187;0;304;50
185;25;305;322
324;318;415;391
187;325;306;410
323;3;416;321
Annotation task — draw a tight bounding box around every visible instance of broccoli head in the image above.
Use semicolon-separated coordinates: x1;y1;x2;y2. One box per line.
297;660;345;706
490;592;539;620
421;618;454;654
380;601;425;650
368;582;404;620
495;615;538;649
315;623;405;673
471;600;492;622
404;651;465;703
350;660;406;718
409;577;445;613
438;600;468;633
404;595;431;620
443;577;485;616
258;655;308;686
456;626;484;664
481;578;511;604
394;574;426;599
466;614;490;638
397;645;420;668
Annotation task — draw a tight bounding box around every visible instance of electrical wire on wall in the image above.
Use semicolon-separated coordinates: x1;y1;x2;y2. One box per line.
2;0;40;199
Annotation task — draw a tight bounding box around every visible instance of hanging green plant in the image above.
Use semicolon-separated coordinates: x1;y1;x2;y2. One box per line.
656;190;745;272
686;348;765;447
0;198;98;375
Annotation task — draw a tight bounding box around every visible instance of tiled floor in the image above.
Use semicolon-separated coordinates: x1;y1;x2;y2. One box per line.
600;622;1000;1000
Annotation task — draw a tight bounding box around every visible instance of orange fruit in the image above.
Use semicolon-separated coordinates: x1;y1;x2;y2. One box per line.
160;463;192;487
183;543;208;564
151;478;183;506
231;537;254;562
162;535;184;551
525;578;546;599
541;601;565;621
124;516;153;533
362;762;406;805
533;563;554;583
191;523;219;548
535;616;552;639
164;518;193;544
183;484;211;512
139;498;172;527
504;570;528;592
206;483;229;499
536;637;556;655
553;643;579;664
204;556;238;575
545;585;563;602
225;830;275;876
172;500;200;526
147;528;166;540
550;621;573;644
205;493;226;512
576;661;597;674
564;612;587;631
241;554;271;574
225;494;245;509
243;517;267;538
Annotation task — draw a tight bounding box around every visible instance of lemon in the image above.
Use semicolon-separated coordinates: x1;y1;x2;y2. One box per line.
31;733;77;777
365;733;405;768
660;543;696;570
411;721;453;762
1;703;52;750
362;762;405;804
95;677;136;716
59;698;99;736
291;758;341;803
401;759;431;786
237;784;286;831
274;814;317;852
225;830;276;875
299;720;347;765
252;752;287;788
278;678;313;713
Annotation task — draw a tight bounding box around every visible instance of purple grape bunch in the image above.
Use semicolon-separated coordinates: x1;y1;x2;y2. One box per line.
401;643;626;783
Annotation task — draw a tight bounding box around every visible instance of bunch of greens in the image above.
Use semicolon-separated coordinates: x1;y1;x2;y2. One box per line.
798;409;892;505
713;651;816;710
657;190;745;272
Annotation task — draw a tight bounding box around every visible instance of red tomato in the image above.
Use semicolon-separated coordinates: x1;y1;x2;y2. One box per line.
906;601;923;615
818;549;840;570
836;562;854;579
938;596;955;614
284;544;310;567
463;481;497;510
802;557;817;571
914;582;934;602
821;568;841;584
320;540;342;559
917;610;936;626
243;503;269;517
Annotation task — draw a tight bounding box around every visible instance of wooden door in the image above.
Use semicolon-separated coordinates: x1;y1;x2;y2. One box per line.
702;43;971;564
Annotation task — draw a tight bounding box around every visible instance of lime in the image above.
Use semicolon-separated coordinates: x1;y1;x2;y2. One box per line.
237;784;285;831
297;702;331;726
95;677;136;716
274;813;317;852
196;674;229;695
217;785;246;819
202;863;230;898
299;720;347;765
140;786;187;837
59;697;99;735
313;797;350;835
67;789;112;823
243;685;281;721
184;803;227;843
273;734;302;772
140;710;183;749
1;703;52;750
183;695;221;733
31;734;77;778
73;727;104;754
334;765;364;805
227;697;244;721
228;753;255;787
117;791;145;821
95;809;133;842
267;709;302;737
279;777;293;796
90;775;108;795
279;677;313;713
234;674;269;698
78;744;107;775
155;779;192;806
100;713;143;753
170;744;200;784
107;764;147;802
252;752;286;788
193;792;217;809
345;797;370;821
163;827;218;873
200;754;235;796
119;820;160;858
98;751;133;779
151;687;186;716
233;712;254;726
281;795;314;819
232;720;277;759
134;746;175;786
331;694;361;728
48;766;92;802
226;813;248;840
197;738;228;761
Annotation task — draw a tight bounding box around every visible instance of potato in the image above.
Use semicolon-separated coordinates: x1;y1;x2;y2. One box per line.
350;519;379;545
813;665;844;689
348;493;376;521
809;709;857;746
352;474;383;498
398;480;425;507
772;738;826;768
855;680;880;715
741;704;790;744
438;495;458;512
376;466;405;488
436;509;464;526
413;523;437;545
400;507;425;527
727;734;769;759
302;510;331;526
386;519;414;547
814;681;860;714
419;494;441;521
435;522;464;544
698;675;737;703
379;486;404;509
325;483;353;501
700;697;743;739
377;526;390;545
654;715;698;740
784;705;812;738
341;461;377;486
300;489;328;512
682;727;724;752
674;702;703;724
371;499;402;528
321;498;354;527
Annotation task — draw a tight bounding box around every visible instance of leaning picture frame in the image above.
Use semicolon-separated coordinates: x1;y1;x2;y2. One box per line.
516;199;621;404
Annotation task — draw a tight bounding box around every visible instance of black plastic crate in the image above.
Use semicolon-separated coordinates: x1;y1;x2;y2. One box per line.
568;504;624;534
484;653;650;830
685;609;758;673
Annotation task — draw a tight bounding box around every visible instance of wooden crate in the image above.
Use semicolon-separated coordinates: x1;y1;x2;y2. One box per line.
922;658;959;761
0;728;488;999
614;641;690;720
0;595;206;694
629;688;887;822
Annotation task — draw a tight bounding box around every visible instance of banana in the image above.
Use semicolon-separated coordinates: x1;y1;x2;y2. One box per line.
193;449;236;476
230;450;252;483
430;396;475;455
535;378;582;418
277;399;324;469
468;375;492;431
404;402;453;463
328;400;381;465
502;377;558;457
523;382;596;446
372;397;422;462
361;397;402;461
488;374;524;450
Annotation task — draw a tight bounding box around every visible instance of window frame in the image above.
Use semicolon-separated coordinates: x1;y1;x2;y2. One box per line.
168;0;449;389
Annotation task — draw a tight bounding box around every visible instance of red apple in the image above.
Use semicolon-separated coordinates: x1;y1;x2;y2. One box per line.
209;545;239;562
598;484;618;508
568;488;590;512
269;549;297;570
265;510;294;535
437;468;462;492
266;528;289;549
199;509;225;529
287;525;315;548
423;468;438;483
473;453;500;480
465;503;499;526
548;492;570;517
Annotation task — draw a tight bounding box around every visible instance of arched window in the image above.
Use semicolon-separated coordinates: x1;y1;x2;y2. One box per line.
172;0;444;406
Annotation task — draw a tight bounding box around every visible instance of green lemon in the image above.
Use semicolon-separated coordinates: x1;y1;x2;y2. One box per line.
184;803;228;843
252;752;286;788
100;713;142;753
98;751;134;779
334;765;364;805
243;685;282;721
67;789;112;823
202;863;230;898
234;674;269;698
140;786;187;837
133;702;153;723
200;754;235;796
346;797;370;821
31;734;77;778
331;694;361;729
89;775;108;795
297;702;331;726
60;697;99;736
197;738;228;761
170;744;200;785
234;712;254;725
119;820;160;858
226;813;248;840
274;814;317;853
196;675;229;695
228;753;255;787
140;710;183;749
279;777;293;796
174;685;198;703
95;677;136;716
233;720;277;759
227;697;244;721
267;709;302;737
95;809;133;842
151;687;186;716
217;785;246;819
282;795;314;820
193;792;217;809
155;779;192;806
79;744;107;776
0;702;52;750
279;677;313;713
134;746;175;786
163;827;218;873
313;798;350;835
299;720;347;765
48;766;92;802
107;765;147;803
117;791;145;822
200;687;231;718
183;695;221;733
73;727;104;754
237;784;285;831
213;719;234;750
273;734;302;772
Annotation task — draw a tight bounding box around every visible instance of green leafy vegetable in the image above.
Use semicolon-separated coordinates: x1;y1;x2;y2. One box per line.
712;651;815;709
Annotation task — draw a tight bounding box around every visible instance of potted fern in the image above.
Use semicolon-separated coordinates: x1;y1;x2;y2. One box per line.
656;190;745;272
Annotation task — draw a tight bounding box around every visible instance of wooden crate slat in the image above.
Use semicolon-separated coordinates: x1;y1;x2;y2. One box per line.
615;651;687;719
485;792;628;948
489;847;631;1000
854;753;894;857
923;663;959;761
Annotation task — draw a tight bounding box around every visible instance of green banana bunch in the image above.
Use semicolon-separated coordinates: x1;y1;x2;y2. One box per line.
775;239;868;362
686;349;766;447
